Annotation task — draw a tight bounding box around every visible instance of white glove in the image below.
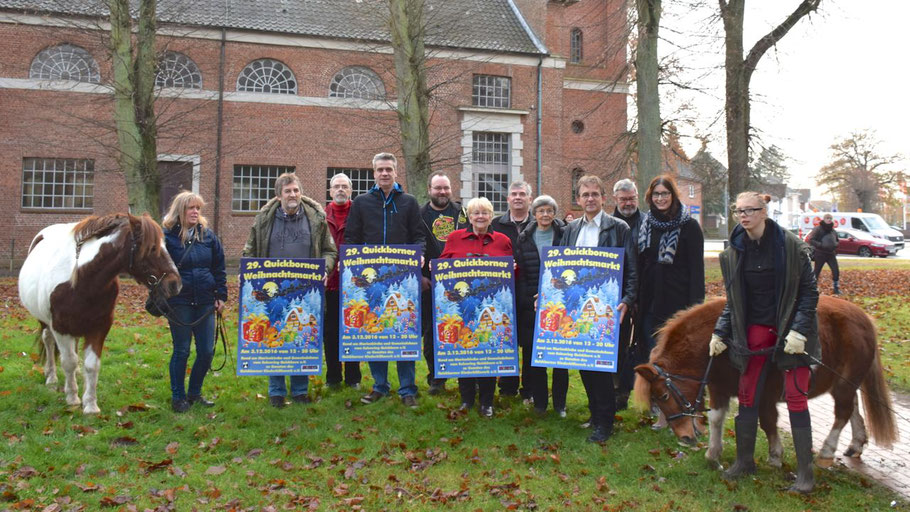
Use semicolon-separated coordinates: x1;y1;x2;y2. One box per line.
784;330;807;354
709;334;727;356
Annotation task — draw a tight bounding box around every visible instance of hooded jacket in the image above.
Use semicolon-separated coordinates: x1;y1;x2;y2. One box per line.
165;225;227;306
714;219;820;371
344;183;426;251
242;195;338;274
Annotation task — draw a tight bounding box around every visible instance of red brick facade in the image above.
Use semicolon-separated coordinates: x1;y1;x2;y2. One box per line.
0;1;628;265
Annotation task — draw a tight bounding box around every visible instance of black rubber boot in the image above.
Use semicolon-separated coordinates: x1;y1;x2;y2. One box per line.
788;410;815;494
723;407;758;480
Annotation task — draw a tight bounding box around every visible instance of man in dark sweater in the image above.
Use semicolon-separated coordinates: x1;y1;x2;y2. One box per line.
611;179;642;411
419;172;467;395
345;153;426;408
491;180;533;397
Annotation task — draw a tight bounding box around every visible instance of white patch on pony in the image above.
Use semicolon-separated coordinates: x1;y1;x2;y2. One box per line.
82;346;101;414
19;223;79;325
706;406;728;464
76;231;122;269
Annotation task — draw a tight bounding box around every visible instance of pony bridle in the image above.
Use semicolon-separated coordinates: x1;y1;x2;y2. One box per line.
652;358;714;432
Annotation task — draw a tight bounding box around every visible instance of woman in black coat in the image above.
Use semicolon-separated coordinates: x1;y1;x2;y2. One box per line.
515;195;568;416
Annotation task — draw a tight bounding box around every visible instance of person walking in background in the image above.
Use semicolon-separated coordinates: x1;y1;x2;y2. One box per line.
345;153;426;408
243;172;338;408
808;213;840;294
324;173;362;389
514;195;568;417
162;191;227;413
439;197;513;418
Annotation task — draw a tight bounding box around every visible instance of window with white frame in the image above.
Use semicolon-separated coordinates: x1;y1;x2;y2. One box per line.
232;165;294;212
472;132;510;213
236;59;297;94
689;184;695;198
570;28;583;64
472;75;511;109
156;51;203;88
29;44;100;83
329;67;385;100
325;167;373;202
21;158;94;209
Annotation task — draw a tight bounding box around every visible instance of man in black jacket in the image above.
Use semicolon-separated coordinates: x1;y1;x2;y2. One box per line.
611;178;642;410
419;172;467;394
560;175;638;443
345;153;426;408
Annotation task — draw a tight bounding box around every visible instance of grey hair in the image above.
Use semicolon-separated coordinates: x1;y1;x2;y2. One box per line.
613;178;638;195
372;152;397;168
330;173;352;187
531;195;558;215
509;180;533;196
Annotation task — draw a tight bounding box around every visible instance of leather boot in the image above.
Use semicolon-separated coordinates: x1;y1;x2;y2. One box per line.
723;408;758;480
788;411;815;494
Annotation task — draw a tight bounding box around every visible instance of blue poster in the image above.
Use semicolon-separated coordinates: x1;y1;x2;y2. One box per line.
431;257;519;378
338;245;422;361
532;247;624;372
236;258;325;376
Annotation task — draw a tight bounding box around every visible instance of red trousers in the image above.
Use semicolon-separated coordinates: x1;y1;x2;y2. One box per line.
738;324;810;412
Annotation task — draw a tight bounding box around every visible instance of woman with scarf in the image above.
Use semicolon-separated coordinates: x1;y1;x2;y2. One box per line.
808;213;840;294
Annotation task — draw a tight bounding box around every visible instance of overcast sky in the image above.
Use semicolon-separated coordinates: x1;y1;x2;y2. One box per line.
660;0;909;198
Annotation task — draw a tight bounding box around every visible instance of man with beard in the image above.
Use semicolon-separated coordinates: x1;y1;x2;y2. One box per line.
611;179;642;411
324;173;362;389
491;180;533;398
419;172;467;395
808;213;840;294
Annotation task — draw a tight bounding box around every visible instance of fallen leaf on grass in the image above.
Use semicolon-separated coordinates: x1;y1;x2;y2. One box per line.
138;458;172;473
12;466;38;479
169;465;187;478
111;436;138;447
127;403;149;412
99;495;131;507
116;421;134;429
71;425;97;435
205;465;226;475
165;441;179;455
75;481;99;492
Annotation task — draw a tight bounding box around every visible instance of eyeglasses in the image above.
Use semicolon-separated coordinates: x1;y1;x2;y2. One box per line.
732;207;764;217
651;191;671;199
535;208;555;215
615;196;637;204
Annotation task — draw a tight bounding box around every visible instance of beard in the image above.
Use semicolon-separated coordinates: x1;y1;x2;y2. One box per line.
617;205;637;217
332;194;349;205
430;195;450;208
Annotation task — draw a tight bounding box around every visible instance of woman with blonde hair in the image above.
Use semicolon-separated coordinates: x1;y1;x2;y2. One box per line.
162;191;227;412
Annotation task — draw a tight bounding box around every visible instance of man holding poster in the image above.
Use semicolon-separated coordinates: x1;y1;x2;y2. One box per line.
556;175;638;443
242;172;338;408
345;153;426;408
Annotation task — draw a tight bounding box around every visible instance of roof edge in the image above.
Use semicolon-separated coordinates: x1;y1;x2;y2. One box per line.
505;0;548;55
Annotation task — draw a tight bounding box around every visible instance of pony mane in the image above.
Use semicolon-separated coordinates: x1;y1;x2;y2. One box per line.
132;213;165;261
651;297;726;361
72;213;130;245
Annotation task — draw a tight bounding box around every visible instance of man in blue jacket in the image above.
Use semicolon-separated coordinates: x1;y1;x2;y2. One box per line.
344;153;426;408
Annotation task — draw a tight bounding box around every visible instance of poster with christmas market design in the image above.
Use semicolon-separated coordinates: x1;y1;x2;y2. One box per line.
338;245;422;361
532;247;624;372
236;258;326;376
431;257;518;378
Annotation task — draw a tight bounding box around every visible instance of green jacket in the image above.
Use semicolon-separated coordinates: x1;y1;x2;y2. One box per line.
242;196;338;274
714;220;820;371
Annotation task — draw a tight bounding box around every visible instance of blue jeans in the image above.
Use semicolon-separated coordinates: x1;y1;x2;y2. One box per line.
368;361;417;397
268;375;309;397
168;304;215;400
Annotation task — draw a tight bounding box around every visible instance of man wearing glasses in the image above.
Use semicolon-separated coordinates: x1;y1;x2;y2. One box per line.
345;153;426;408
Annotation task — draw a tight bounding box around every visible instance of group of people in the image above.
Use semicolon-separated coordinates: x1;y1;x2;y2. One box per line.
159;152;819;490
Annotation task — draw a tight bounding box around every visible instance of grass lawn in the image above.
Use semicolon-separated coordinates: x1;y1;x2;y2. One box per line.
0;275;907;510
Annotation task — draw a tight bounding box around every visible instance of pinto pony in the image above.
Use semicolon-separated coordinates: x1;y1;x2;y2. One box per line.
634;296;897;469
18;213;181;414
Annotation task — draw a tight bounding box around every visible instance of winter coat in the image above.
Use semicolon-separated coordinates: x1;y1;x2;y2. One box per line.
714;219;820;371
165;225;227;306
514;220;565;310
491;212;532;248
325;200;351;291
242;196;338;274
559;214;638;308
344;184;426;251
809;224;839;256
439;227;513;260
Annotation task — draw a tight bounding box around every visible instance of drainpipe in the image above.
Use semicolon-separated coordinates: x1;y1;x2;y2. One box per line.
536;56;543;195
213;27;226;234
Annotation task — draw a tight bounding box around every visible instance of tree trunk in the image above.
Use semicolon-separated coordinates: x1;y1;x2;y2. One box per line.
109;0;160;220
389;0;432;203
635;0;662;201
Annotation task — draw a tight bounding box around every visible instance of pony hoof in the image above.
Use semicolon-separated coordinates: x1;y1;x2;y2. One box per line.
66;396;82;406
768;458;782;469
843;448;862;458
816;457;834;468
705;458;722;471
45;377;58;387
82;404;101;415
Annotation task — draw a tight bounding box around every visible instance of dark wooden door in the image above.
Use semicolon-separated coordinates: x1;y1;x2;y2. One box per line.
157;160;194;218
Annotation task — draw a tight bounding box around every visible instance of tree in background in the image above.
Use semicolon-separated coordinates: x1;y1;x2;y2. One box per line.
690;142;728;216
817;130;904;213
634;0;663;200
749;144;791;187
718;0;821;229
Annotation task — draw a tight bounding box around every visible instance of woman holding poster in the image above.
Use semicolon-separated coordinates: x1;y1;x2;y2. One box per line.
440;197;513;417
162;191;227;413
515;195;568;417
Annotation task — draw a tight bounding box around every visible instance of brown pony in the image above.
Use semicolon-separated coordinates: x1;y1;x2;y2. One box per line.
634;296;898;468
18;213;181;414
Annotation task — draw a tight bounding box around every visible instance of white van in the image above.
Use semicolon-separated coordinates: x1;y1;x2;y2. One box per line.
798;212;904;251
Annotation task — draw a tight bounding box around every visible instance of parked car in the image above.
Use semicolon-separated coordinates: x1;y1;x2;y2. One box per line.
798;212;904;251
805;227;897;258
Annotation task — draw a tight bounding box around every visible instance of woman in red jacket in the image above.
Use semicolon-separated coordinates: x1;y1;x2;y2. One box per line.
439;197;513;417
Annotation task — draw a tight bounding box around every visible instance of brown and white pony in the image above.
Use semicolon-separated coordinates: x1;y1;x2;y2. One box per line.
634;296;898;468
18;213;181;414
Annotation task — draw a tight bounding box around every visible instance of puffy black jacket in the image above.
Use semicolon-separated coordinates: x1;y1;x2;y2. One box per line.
165;226;227;306
514;221;565;309
344;184;426;251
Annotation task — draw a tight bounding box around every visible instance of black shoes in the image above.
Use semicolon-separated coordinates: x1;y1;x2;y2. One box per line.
187;395;214;407
361;391;385;404
171;399;190;413
269;396;286;408
428;380;446;395
291;394;312;404
587;425;613;443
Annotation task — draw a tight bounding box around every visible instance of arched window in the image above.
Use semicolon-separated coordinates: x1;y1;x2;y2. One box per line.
29;44;100;83
570;28;583;64
329;66;386;100
156;51;202;88
236;59;297;94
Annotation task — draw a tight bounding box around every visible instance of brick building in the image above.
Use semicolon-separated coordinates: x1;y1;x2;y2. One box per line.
0;0;629;264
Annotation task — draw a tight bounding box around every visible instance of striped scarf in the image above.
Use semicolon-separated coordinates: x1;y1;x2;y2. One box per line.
638;205;691;264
